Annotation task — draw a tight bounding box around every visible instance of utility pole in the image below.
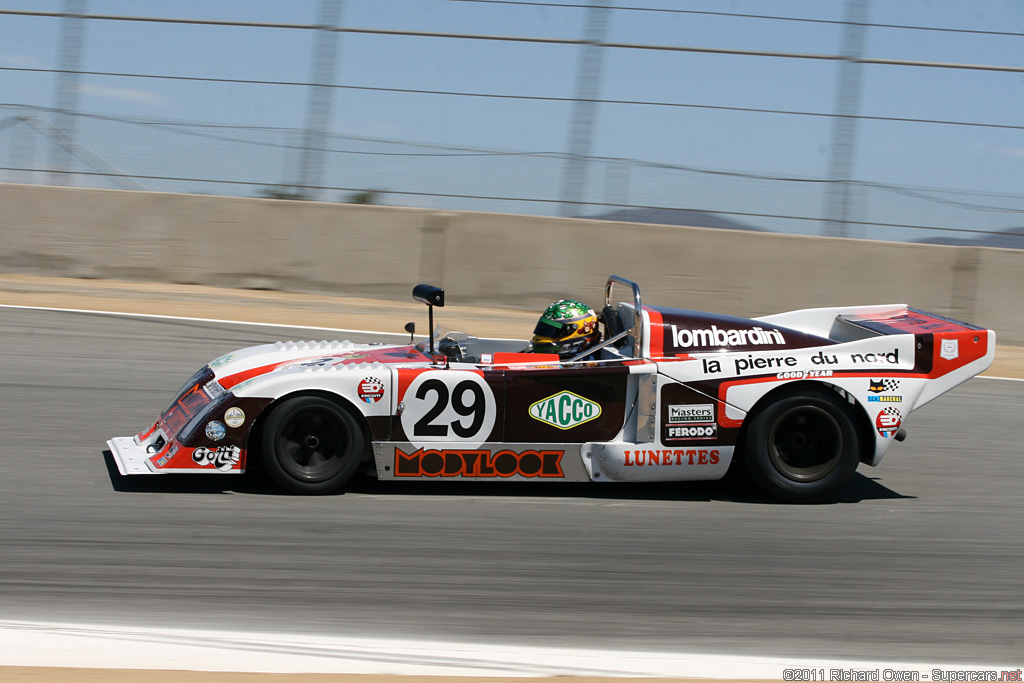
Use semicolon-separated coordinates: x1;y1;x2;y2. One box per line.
559;0;612;218
49;0;86;186
296;0;344;201
822;0;870;238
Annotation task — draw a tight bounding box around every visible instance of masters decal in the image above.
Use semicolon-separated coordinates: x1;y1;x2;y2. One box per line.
529;391;601;430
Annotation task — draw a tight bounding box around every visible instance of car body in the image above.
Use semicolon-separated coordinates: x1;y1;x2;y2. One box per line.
107;276;995;502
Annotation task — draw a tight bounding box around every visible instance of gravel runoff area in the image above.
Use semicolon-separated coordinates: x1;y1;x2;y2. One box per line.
1;274;1021;379
1;274;1019;683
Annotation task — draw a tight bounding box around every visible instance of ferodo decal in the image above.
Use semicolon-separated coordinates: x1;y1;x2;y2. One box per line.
665;404;717;442
400;370;496;448
876;407;902;438
192;445;241;471
395;447;564;478
529;391;601;430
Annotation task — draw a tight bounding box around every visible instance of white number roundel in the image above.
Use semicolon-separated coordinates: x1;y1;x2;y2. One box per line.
400;371;496;448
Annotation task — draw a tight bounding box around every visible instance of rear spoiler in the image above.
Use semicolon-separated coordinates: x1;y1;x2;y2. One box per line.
837;307;984;337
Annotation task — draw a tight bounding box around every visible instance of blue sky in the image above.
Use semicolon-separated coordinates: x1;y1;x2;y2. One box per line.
0;0;1022;240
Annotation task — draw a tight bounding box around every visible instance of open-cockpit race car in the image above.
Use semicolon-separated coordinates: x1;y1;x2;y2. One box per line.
108;276;995;502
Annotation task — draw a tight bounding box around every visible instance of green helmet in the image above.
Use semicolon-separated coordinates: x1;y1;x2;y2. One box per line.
532;300;601;358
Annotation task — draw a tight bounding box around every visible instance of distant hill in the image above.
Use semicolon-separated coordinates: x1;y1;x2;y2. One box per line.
588;208;763;232
916;226;1024;250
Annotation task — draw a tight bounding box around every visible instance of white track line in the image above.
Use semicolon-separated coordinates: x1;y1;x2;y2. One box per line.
0;620;1015;678
0;302;406;336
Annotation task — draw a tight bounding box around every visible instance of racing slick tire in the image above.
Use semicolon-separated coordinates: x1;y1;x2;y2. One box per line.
743;389;860;503
262;395;365;494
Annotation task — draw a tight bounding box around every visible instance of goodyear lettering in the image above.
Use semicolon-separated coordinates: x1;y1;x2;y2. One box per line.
777;369;834;379
671;325;785;349
529;391;601;430
395;447;564;478
623;449;720;466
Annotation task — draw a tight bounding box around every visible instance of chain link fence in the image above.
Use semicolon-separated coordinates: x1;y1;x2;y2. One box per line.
1;1;1022;247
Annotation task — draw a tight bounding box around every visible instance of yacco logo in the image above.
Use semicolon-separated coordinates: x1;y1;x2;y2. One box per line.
529;391;601;430
669;325;785;349
395;448;564;478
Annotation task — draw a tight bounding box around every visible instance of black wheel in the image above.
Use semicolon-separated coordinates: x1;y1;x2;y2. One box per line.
743;389;860;503
262;396;365;494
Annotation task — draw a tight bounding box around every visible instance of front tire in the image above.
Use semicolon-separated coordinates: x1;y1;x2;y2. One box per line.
743;389;860;503
262;396;365;494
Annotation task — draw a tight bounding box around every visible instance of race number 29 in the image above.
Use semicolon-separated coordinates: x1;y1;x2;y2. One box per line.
400;371;496;447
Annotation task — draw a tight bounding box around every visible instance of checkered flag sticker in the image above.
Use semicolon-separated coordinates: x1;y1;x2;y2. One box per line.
875;406;904;437
869;378;901;393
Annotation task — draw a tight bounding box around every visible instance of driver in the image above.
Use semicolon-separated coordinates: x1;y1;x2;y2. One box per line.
530;299;602;359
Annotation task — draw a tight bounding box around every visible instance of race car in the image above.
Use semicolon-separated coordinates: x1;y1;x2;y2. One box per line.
107;275;995;502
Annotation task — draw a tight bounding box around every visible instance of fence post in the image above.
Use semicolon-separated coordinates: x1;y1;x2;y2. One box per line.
49;0;87;186
559;0;612;218
822;0;870;238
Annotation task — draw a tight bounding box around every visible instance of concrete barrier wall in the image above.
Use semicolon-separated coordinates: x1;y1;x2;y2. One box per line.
2;183;1021;343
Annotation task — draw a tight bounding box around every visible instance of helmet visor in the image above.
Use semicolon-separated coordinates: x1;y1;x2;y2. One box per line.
533;319;575;340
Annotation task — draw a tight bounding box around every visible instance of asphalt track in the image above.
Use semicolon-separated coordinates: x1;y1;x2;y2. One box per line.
1;307;1022;668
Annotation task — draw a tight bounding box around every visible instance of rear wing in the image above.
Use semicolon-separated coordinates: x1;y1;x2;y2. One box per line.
836;307;984;338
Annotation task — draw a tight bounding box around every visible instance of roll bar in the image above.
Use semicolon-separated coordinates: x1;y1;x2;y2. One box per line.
567;275;644;362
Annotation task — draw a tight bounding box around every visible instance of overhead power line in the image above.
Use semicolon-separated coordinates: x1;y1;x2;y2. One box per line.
1;10;1023;73
4;66;1023;132
446;0;1024;39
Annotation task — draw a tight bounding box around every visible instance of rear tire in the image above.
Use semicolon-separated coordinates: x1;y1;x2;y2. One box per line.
743;389;860;503
262;396;364;494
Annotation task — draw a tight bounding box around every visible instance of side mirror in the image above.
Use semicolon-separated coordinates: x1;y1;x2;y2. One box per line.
404;321;416;344
412;284;444;308
411;284;445;357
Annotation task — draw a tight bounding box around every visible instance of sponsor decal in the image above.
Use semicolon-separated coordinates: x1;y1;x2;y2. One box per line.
875;407;903;438
734;354;799;374
529;391;601;430
209;353;235;369
940;338;959;361
869;379;900;393
205;420;226;441
156;454;170;467
670;324;785;349
395;447;564;478
868;395;902;402
203;379;225;400
192;445;241;471
357;377;385;404
665;424;717;440
224;407;245;428
231;378;256;393
777;369;834;379
624;449;720;466
668;404;714;423
850;349;900;364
